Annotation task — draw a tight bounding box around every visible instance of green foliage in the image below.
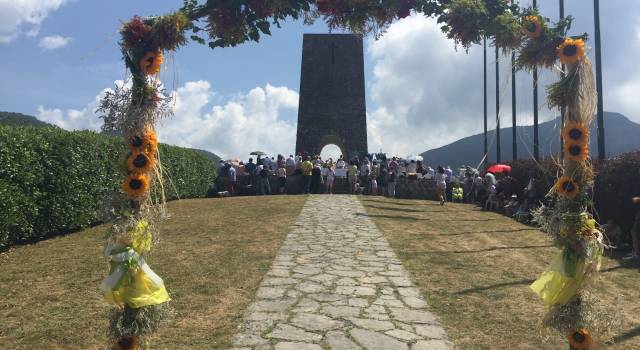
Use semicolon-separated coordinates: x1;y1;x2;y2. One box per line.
0;125;216;249
491;10;522;51
440;0;489;50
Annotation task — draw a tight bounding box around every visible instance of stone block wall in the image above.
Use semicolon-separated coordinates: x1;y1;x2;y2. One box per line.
394;177;438;200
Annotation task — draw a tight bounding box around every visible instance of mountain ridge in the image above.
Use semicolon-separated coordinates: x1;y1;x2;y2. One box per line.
420;112;640;169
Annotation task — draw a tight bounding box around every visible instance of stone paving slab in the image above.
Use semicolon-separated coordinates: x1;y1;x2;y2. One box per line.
231;195;453;350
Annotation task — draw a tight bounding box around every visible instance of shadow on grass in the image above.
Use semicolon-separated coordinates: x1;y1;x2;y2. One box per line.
366;205;424;213
436;228;541;236
355;213;429;221
455;278;535;295
613;326;640;344
424;244;554;254
362;198;445;206
599;260;640;272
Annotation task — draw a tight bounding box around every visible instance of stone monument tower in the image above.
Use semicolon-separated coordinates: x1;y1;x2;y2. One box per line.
295;34;368;160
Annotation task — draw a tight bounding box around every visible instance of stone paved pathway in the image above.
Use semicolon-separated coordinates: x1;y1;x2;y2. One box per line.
232;195;453;350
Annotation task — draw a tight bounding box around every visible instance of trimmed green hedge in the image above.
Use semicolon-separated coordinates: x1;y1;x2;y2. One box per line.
0;125;216;248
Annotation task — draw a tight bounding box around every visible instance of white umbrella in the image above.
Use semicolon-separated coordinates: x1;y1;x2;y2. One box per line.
406;155;423;162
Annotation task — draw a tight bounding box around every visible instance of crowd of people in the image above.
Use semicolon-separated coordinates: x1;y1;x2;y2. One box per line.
215;153;640;259
216;153;450;197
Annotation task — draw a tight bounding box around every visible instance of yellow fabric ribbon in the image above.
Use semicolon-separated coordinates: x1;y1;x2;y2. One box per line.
530;251;586;306
100;244;170;308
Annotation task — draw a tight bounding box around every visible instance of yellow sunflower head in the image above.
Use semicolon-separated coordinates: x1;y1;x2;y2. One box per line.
128;127;158;155
564;140;590;162
115;335;138;350
555;176;580;199
557;38;586;65
567;329;593;350
563;122;589;144
522;15;542;39
122;173;150;198
127;151;156;174
139;50;163;75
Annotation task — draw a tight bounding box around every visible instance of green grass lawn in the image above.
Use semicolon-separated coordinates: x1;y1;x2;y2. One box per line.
0;196;306;350
361;197;640;350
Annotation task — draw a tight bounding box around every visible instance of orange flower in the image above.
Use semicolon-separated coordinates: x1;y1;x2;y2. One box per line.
564;140;589;162
522;15;542;39
127;127;157;156
139;50;163;75
557;38;586;65
562;122;589;144
567;329;593;350
122;173;149;198
555;176;580;199
127;151;156;174
115;335;138;350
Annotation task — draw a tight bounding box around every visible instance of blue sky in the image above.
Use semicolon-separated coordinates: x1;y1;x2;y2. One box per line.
1;1;639;160
0;1;346;114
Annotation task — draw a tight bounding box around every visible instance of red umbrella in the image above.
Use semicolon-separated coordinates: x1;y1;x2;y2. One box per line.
486;164;512;174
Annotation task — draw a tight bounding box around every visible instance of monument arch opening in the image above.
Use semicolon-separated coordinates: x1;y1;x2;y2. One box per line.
320;144;343;161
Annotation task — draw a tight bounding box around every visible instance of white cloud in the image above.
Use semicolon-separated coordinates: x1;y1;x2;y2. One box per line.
0;0;66;43
36;80;299;160
38;35;72;50
366;14;488;157
158;81;298;159
37;87;107;131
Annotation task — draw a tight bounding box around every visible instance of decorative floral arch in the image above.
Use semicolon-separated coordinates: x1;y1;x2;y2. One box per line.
98;1;613;349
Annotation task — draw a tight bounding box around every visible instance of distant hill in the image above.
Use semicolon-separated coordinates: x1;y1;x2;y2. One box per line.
194;149;221;164
421;112;640;169
0;111;53;127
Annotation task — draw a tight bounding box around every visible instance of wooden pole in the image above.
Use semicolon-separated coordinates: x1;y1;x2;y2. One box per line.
496;46;501;163
512;51;517;161
594;0;606;159
560;0;566;159
533;0;540;161
484;37;488;167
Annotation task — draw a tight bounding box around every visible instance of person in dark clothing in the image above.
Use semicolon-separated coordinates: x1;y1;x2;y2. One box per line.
311;165;323;194
259;166;271;195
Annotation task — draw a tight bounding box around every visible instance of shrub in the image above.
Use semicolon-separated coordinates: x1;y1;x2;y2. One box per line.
506;152;640;231
0;125;215;248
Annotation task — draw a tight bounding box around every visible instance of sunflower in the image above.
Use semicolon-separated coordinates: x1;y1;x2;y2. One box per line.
564;140;590;162
522;16;542;39
567;329;592;350
127;151;156;174
115;335;138;350
557;38;586;65
555;176;580;199
122;173;150;198
139;50;163;75
563;122;589;144
128;127;158;156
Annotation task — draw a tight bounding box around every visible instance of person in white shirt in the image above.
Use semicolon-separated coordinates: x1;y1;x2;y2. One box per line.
277;166;287;194
407;160;417;174
285;154;296;175
262;156;271;171
435;166;447;205
325;166;335;194
336;155;346;169
445;166;453;180
359;159;371;194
